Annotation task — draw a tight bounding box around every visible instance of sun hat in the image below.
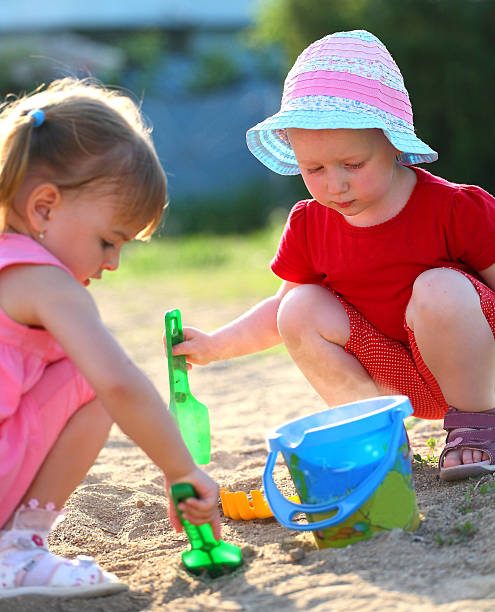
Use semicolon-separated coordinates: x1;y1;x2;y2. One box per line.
246;30;437;175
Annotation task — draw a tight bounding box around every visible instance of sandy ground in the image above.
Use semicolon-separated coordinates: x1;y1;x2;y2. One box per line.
3;281;495;612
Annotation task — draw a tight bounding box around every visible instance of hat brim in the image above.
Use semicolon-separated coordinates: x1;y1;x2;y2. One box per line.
246;107;438;175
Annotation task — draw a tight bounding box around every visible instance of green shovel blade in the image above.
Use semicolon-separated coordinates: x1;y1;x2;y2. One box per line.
171;483;243;578
164;309;211;465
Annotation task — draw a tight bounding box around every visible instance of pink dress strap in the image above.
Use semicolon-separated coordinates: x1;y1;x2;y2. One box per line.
0;233;72;275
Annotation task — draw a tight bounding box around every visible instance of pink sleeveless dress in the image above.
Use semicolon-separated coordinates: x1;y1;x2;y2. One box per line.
0;234;95;526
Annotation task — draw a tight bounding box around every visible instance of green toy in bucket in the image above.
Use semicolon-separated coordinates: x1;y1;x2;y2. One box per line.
164;309;210;465
263;395;420;548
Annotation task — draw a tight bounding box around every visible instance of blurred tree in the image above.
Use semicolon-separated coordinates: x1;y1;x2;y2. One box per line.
187;50;242;93
250;0;495;192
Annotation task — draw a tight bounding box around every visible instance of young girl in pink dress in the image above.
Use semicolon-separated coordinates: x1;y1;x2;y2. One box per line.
172;30;495;482
0;78;219;599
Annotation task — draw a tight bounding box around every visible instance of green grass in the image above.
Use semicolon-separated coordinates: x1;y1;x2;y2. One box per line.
107;222;284;302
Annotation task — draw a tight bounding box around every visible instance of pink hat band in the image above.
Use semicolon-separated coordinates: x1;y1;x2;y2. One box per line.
282;70;413;124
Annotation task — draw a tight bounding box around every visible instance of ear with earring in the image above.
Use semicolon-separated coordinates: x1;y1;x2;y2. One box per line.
39;232;45;239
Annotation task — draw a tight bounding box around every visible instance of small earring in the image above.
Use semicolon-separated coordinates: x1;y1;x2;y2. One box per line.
39;232;45;239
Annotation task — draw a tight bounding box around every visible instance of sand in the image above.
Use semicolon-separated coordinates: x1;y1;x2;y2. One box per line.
3;281;495;612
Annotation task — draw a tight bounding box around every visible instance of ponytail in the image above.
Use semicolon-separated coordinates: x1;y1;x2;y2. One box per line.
0;112;42;231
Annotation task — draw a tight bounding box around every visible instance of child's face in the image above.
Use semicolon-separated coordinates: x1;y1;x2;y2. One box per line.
287;128;401;221
42;186;139;286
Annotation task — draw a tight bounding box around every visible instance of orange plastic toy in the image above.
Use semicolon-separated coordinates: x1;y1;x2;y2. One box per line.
220;488;300;520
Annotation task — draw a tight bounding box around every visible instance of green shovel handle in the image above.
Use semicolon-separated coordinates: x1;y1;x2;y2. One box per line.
165;309;191;398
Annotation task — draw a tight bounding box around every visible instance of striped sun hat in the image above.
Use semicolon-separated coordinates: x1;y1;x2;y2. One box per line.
246;30;437;175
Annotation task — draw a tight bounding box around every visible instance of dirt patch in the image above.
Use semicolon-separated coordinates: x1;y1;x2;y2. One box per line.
4;282;495;611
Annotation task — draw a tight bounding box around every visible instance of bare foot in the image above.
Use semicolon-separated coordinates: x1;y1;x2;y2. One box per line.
442;428;489;468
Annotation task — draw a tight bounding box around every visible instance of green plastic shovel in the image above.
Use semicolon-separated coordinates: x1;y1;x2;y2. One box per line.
171;483;243;578
164;308;211;465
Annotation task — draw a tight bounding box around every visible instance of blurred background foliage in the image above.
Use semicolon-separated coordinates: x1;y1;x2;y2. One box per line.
251;0;495;193
174;0;495;234
1;0;494;238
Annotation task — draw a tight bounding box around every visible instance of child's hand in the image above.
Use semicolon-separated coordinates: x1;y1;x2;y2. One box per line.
165;327;216;367
166;467;221;540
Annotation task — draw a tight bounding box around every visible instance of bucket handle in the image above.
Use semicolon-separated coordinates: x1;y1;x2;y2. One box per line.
262;407;406;531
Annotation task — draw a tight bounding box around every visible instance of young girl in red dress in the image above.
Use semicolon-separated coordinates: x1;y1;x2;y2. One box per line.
172;30;495;483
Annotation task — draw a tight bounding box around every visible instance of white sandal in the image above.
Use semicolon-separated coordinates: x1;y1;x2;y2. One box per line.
0;501;127;599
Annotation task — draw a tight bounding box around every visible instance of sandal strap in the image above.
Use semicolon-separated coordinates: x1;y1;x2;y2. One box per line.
444;407;495;432
13;553;45;588
45;556;104;587
439;431;495;466
0;528;46;550
446;429;495;444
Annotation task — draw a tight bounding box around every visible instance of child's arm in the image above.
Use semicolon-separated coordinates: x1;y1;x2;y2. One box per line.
1;264;220;535
172;280;300;365
479;262;495;291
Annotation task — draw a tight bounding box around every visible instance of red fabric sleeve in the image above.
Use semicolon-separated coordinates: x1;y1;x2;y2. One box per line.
270;201;325;284
447;185;495;271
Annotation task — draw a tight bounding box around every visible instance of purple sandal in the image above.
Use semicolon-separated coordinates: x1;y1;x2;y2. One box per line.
439;407;495;482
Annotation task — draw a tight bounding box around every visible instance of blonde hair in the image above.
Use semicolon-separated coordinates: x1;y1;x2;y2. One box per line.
0;78;167;239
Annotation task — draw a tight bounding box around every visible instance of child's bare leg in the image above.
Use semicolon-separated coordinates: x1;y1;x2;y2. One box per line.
277;284;380;406
0;399;121;596
406;268;495;467
8;397;112;524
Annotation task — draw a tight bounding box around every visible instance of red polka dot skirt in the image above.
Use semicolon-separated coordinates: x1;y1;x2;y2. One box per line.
340;271;495;420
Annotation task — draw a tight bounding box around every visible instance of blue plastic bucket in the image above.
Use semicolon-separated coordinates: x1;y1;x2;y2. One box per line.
263;395;419;548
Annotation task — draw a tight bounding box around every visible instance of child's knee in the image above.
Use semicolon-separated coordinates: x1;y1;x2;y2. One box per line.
406;268;472;327
277;284;323;338
277;284;350;347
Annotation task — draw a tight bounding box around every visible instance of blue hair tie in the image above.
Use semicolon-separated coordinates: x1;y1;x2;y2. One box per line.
27;109;45;128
